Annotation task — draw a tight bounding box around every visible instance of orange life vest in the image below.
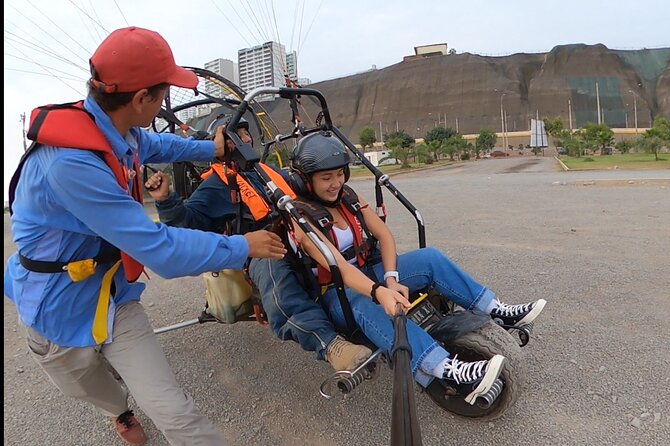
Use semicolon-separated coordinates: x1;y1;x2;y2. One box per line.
13;101;145;283
201;162;296;222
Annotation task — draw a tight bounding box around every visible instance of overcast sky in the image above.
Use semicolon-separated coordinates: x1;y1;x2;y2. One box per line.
4;0;669;201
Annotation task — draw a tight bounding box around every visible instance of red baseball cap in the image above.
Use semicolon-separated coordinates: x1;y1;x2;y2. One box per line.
89;26;197;93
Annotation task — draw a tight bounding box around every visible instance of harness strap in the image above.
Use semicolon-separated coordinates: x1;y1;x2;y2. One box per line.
19;249;121;275
340;246;357;262
341;187;378;263
224;165;244;234
91;260;122;344
8;142;41;215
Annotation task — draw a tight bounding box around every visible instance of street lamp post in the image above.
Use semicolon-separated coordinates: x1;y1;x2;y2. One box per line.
595;81;602;125
380;121;384;146
504;109;509;150
501;95;505;150
20;112;28;152
568;99;573;131
628;90;638;134
625;110;629;129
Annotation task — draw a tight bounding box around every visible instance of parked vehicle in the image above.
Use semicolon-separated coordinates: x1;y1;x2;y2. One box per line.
490;150;509;158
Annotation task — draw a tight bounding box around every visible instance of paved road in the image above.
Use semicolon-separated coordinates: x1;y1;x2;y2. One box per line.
4;156;670;445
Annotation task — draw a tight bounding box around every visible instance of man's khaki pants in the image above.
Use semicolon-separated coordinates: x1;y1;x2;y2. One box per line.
23;301;226;446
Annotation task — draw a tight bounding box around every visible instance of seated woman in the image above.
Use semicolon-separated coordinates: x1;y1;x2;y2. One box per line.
288;131;546;404
146;116;373;373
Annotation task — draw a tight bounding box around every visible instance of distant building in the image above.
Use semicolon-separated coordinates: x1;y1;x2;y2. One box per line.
415;43;448;56
176;107;196;124
152;117;168;133
196;103;217;117
403;43;448;62
286;51;298;81
238;42;288;100
297;77;312;86
363;150;392;167
203;58;238;98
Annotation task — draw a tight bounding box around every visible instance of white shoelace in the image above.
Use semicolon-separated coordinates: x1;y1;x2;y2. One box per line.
494;302;531;317
444;355;487;384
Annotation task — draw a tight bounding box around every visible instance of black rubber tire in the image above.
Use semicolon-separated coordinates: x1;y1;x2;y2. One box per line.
425;320;525;420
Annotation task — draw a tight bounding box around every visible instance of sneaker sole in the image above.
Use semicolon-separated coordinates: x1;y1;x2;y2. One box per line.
464;354;506;405
514;299;547;327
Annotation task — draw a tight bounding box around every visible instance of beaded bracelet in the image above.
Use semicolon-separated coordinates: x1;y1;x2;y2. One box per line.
370;282;382;301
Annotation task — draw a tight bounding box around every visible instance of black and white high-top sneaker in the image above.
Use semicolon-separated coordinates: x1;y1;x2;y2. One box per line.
491;299;547;328
442;354;506;405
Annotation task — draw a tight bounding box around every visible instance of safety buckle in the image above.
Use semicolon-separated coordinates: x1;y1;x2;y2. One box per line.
351;202;362;211
317;217;330;228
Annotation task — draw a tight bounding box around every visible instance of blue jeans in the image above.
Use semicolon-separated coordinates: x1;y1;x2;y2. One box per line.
323;247;495;387
249;257;337;360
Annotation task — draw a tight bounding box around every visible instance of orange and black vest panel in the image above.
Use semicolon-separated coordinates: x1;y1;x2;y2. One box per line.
201;162;296;221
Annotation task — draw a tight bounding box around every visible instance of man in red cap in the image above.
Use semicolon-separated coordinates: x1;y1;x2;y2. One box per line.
5;26;286;446
88;26;200;94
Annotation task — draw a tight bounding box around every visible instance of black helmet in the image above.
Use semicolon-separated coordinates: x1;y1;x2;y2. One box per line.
291;132;350;179
289;132;351;205
206;112;249;136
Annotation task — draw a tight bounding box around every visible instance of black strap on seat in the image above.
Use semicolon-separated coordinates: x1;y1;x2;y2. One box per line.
18;249;121;274
8;142;41;216
340;246;357;263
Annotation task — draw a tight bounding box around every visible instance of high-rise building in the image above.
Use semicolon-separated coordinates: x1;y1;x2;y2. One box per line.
238;42;289;98
175;107;196;124
203;58;239;98
286;51;298;81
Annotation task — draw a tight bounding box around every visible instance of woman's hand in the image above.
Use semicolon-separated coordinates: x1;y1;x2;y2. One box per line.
145;171;170;201
386;280;410;300
375;286;411;317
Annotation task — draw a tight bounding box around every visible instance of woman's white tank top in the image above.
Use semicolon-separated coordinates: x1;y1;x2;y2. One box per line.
312;225;357;276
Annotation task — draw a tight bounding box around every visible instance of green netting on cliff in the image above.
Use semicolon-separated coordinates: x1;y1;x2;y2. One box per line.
567;76;625;128
615;49;670;83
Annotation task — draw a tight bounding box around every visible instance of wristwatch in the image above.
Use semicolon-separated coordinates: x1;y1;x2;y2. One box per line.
383;271;399;282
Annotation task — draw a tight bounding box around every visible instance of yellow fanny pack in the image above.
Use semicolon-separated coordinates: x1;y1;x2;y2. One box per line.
65;258;98;282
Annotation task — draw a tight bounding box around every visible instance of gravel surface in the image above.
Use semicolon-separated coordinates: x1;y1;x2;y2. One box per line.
4;156;670;445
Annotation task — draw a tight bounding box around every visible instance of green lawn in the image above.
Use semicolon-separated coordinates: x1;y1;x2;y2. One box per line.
349;159;455;178
560;153;670;170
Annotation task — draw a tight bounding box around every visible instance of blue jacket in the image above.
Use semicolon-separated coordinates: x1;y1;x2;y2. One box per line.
4;96;249;347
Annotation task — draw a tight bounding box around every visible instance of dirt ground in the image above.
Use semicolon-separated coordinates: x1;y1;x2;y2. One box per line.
4;156;669;445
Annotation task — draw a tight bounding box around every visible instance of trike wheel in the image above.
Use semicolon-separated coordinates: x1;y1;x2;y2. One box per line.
425;320;525;420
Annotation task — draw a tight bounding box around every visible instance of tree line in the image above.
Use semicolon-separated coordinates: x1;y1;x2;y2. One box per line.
543;116;670;161
357;116;670;168
358;126;502;168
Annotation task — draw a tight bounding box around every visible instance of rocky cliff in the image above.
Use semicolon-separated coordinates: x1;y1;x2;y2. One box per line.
261;44;669;140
